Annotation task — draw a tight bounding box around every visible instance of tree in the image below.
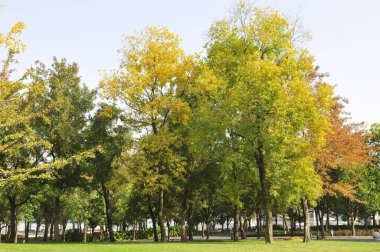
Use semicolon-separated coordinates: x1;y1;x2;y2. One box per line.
101;26;195;242
204;1;332;243
85;103;130;242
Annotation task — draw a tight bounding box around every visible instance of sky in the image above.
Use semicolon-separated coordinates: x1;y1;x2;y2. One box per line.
1;0;379;126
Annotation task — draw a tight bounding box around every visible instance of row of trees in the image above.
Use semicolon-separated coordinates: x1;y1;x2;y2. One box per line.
1;1;379;244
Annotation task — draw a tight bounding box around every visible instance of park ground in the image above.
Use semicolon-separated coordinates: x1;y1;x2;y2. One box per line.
0;239;379;252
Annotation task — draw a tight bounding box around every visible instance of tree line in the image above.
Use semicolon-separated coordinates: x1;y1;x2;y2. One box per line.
0;1;379;244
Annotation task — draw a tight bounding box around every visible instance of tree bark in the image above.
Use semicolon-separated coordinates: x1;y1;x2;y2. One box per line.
7;195;18;243
24;221;30;243
239;215;247;239
158;189;166;242
101;183;115;242
53;197;61;242
351;216;356;236
188;203;194;241
83;224;87;243
255;148;274;244
233;204;239;241
302;199;310;243
180;198;187;241
35;220;41;239
147;195;159;242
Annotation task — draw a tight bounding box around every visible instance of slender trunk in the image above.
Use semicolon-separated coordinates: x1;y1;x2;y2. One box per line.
256;212;260;239
336;214;339;227
302;199;310;243
43;220;49;241
49;220;53;240
326;211;330;232
233;204;239;241
101;183;115;242
7;196;17;243
35;221;40;239
188;203;194;241
180;198;187;242
53;197;61;242
83;224;87;243
147;196;158;242
158;189;166;242
373;212;376;226
62;222;66;242
239;215;247;239
132;221;136;241
25;221;30;243
351;216;356;236
166;219;171;241
255;148;274;244
201;222;204;239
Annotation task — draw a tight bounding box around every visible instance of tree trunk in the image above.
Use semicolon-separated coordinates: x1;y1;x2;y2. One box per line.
166;219;171;241
373;212;376;226
180;198;187;241
49;220;53;240
239;215;247;239
83;224;87;243
25;221;30;243
43;221;49;241
35;220;41;239
188;203;194;241
132;221;136;241
101;183;115;242
7;195;18;243
147;195;159;242
256;148;274;244
351;216;356;236
201;222;204;239
53;197;61;242
62;222;67;242
302;199;310;243
233;204;239;241
158;189;166;242
256;212;260;239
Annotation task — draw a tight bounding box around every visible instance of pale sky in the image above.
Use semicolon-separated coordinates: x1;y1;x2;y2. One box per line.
1;0;379;126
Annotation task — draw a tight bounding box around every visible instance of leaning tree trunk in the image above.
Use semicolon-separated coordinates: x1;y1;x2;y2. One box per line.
256;149;274;244
102;183;115;242
302;199;310;243
180;198;187;241
7;195;18;243
158;189;166;242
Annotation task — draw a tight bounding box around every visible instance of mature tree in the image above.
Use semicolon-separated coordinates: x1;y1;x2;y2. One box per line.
101;26;195;242
85;103;130;242
205;2;333;243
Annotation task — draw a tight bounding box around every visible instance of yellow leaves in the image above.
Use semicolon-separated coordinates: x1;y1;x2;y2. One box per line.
0;21;27;54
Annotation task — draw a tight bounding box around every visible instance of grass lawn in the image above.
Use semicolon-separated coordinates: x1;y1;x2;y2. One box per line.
0;239;379;252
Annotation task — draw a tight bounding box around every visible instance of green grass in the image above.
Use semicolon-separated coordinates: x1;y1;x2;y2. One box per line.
0;239;379;252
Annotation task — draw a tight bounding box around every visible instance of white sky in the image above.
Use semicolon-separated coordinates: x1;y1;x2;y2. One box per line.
1;0;379;126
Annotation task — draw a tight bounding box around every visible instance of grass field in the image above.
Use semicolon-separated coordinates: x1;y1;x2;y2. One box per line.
0;239;379;252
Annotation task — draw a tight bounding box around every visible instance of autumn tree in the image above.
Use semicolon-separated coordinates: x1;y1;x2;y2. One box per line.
204;2;333;243
101;26;195;242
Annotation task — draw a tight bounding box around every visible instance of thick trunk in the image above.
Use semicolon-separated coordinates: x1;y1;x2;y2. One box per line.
102;183;115;242
158;190;166;242
233;204;239;241
302;199;310;243
8;196;17;243
53;197;61;242
255;149;274;244
180;198;187;241
147;196;158;242
188;203;194;241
